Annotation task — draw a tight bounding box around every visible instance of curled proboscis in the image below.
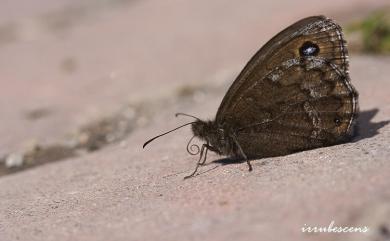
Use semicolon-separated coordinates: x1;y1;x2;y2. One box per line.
186;135;200;155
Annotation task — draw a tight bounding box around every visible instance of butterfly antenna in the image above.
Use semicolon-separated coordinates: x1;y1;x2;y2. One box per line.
143;122;196;148
175;112;200;121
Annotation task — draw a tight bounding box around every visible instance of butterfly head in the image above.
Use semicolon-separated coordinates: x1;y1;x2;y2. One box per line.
192;120;234;155
191;120;215;141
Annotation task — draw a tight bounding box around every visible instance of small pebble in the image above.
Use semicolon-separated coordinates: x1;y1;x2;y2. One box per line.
5;153;24;168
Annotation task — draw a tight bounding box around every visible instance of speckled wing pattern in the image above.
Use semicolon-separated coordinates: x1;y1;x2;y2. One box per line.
216;16;358;158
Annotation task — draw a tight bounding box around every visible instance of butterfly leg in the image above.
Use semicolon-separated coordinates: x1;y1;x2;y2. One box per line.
184;143;209;179
231;134;252;172
199;145;209;165
200;143;218;165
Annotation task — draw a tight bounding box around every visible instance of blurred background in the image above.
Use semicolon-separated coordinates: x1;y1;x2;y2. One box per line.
1;0;389;175
0;0;390;173
1;1;390;241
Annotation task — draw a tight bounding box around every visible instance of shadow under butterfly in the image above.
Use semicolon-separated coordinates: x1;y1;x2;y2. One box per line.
353;108;390;142
143;15;360;179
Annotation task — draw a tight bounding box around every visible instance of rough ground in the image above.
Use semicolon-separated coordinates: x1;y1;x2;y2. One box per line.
1;1;390;241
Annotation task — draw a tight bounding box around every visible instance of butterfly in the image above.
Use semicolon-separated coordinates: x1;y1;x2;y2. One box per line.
143;16;359;178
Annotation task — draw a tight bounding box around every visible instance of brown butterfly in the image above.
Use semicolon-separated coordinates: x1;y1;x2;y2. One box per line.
143;16;359;178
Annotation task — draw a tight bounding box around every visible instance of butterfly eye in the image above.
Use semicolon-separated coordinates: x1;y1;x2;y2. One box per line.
299;41;320;56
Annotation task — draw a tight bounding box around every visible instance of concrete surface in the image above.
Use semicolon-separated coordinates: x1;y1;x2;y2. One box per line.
1;0;390;241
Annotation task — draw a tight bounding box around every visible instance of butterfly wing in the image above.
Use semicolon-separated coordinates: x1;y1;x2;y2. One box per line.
215;16;358;157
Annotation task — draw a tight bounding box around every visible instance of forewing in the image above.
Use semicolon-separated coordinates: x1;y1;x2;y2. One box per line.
216;16;358;157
